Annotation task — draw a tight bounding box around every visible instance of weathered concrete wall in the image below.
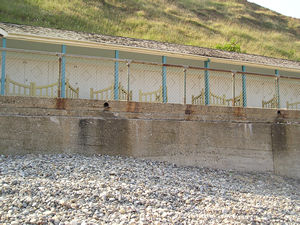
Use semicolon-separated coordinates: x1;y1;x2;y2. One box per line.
0;96;299;179
272;122;300;179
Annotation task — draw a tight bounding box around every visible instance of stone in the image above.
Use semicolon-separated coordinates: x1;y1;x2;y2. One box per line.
0;154;298;224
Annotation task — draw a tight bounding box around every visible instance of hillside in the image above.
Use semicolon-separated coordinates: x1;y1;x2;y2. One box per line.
0;0;299;61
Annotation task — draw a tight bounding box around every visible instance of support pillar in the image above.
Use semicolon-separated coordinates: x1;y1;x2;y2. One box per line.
162;56;167;103
184;67;187;104
61;45;66;98
242;65;247;107
204;59;210;105
127;60;131;101
275;69;280;108
114;50;119;100
1;38;6;96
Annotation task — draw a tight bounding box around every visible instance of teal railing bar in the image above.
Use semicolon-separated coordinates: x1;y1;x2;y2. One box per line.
114;50;119;100
204;59;210;105
242;65;247;107
275;69;280;108
162;56;167;103
1;38;6;96
61;45;66;98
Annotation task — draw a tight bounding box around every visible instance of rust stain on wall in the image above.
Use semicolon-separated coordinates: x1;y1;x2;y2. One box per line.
185;105;194;120
234;107;245;118
55;98;66;110
126;102;141;113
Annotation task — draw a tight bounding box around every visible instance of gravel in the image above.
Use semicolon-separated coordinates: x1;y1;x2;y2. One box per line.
0;154;299;224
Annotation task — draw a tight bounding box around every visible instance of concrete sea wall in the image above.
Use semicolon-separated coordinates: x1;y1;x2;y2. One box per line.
0;96;299;179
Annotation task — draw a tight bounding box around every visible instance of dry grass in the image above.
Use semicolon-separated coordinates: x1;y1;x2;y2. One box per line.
0;0;299;60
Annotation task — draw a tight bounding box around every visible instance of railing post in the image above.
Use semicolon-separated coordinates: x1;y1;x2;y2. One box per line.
204;59;210;105
242;65;247;107
61;45;66;98
183;67;187;104
275;69;280;108
30;82;36;97
1;38;6;96
232;72;236;106
114;50;119;100
162;56;167;103
127;60;131;102
65;79;69;98
58;56;62;98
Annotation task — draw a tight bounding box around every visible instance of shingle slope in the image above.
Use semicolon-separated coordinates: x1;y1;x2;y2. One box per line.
1;22;300;70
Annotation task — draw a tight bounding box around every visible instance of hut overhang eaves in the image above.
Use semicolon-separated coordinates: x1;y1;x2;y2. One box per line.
1;22;300;72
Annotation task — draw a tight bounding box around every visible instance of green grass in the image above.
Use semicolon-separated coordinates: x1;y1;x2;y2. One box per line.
0;0;299;61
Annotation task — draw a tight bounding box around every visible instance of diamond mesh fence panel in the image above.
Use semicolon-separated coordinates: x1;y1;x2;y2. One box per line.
118;61;130;101
129;62;163;103
166;66;184;104
65;55;115;100
4;50;59;98
186;68;205;105
1;48;300;110
279;77;300;110
209;71;234;107
234;73;244;107
245;74;277;109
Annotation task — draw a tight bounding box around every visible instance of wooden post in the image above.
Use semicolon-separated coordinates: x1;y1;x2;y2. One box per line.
139;90;142;102
90;88;94;99
30;82;36;97
127;61;131;102
232;72;236;106
65;79;69;98
162;56;167;103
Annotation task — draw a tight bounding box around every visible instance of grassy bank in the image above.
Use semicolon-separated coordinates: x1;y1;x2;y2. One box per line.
0;0;299;60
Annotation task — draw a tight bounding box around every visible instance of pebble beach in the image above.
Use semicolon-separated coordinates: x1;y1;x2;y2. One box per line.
0;154;299;224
